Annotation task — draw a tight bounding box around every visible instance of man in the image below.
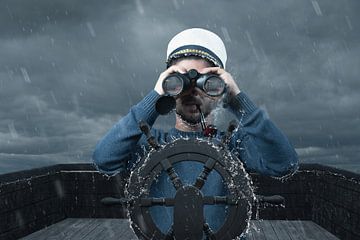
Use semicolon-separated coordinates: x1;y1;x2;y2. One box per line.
93;28;298;234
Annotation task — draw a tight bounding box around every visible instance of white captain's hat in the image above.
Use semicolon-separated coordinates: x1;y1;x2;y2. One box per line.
166;28;227;69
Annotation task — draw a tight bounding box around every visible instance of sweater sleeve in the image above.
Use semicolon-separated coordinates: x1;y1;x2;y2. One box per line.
228;92;299;177
92;90;161;175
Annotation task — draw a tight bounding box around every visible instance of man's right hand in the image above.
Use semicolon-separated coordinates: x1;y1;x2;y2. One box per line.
154;65;187;95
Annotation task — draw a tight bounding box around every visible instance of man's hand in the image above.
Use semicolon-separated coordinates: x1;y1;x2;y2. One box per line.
154;65;187;95
199;67;241;96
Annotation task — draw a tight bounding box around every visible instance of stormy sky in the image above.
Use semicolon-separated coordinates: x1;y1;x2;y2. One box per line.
0;0;359;174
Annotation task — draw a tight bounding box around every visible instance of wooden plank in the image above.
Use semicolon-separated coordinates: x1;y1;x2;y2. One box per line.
20;218;138;240
108;218;138;239
304;221;339;240
79;219;106;240
49;218;91;239
278;220;307;240
289;220;340;240
67;218;100;239
247;220;339;240
60;218;94;239
269;220;292;240
289;220;318;239
21;218;88;240
247;220;267;240
257;219;279;240
21;218;78;240
75;219;138;240
21;219;340;240
85;220;113;240
299;221;327;240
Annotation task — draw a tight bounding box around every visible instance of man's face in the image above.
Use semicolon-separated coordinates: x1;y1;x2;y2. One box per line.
173;58;219;124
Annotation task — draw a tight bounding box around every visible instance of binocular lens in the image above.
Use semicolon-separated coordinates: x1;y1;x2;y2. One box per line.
203;76;225;96
162;70;226;97
163;76;183;96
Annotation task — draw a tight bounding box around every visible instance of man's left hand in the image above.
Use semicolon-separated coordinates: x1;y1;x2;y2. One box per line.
199;67;241;96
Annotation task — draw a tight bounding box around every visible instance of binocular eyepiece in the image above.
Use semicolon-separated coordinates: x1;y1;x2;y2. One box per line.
162;69;226;97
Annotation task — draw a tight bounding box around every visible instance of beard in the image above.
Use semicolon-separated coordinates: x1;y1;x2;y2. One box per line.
176;108;202;124
175;96;213;124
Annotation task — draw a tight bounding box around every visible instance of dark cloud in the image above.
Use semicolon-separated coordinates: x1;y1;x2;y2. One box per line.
0;0;359;174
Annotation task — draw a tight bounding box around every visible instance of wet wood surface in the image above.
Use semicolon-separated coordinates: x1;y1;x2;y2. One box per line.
21;218;339;240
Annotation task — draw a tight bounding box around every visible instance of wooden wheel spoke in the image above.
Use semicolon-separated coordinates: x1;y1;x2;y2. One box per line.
139;197;175;207
203;195;237;205
160;158;183;190
193;158;217;190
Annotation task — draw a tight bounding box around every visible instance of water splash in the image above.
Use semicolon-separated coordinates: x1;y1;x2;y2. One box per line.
270;162;300;182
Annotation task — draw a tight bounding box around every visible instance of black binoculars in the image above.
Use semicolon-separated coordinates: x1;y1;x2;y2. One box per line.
162;69;226;97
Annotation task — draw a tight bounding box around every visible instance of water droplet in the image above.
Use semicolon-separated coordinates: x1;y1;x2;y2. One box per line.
221;27;231;42
311;1;323;16
8;122;18;138
135;0;145;15
86;22;96;37
20;67;31;83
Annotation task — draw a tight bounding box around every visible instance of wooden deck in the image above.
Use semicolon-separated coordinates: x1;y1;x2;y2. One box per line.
248;220;339;240
21;218;339;240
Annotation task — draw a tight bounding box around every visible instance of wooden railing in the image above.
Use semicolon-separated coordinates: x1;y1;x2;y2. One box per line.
0;164;359;240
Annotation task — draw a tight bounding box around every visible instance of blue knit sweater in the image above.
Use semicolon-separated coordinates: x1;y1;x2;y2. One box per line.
92;90;298;233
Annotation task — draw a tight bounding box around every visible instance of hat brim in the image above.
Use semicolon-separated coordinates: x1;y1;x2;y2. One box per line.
166;45;224;68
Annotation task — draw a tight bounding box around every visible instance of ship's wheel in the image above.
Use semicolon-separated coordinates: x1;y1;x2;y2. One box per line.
101;121;285;240
125;137;255;240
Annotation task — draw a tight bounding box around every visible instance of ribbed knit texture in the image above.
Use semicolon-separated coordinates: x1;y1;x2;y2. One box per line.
138;90;161;126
